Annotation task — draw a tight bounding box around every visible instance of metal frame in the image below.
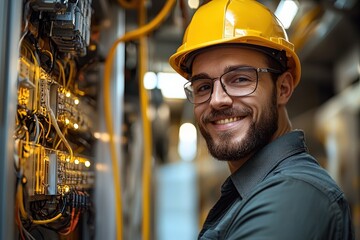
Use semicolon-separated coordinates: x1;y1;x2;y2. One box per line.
0;1;126;238
0;0;23;239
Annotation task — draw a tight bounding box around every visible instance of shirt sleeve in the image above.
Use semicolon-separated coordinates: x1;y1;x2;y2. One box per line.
225;176;349;240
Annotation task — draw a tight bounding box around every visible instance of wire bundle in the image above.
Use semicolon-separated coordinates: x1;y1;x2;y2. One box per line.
15;180;91;240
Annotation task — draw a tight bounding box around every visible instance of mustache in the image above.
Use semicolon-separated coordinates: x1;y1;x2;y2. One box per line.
202;108;252;123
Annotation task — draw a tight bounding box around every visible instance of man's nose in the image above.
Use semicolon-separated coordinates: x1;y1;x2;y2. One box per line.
209;80;232;109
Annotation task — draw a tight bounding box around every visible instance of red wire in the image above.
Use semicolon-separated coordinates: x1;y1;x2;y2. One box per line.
70;210;81;232
14;202;25;240
60;208;75;235
60;191;84;236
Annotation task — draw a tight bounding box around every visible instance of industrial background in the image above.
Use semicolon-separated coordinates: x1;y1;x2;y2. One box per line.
0;0;359;239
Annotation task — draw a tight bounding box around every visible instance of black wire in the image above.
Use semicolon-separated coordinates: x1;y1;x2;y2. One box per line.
36;196;71;231
28;226;47;240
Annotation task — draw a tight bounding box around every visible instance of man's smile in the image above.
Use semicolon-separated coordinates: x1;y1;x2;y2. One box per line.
214;117;243;125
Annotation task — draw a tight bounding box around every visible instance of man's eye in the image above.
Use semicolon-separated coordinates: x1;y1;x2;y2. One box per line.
227;75;254;85
235;76;252;82
193;81;212;94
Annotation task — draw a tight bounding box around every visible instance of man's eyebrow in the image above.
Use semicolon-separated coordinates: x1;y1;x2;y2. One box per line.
223;64;250;73
189;73;211;82
190;64;251;82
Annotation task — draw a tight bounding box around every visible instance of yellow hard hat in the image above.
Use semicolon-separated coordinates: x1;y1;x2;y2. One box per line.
169;0;301;87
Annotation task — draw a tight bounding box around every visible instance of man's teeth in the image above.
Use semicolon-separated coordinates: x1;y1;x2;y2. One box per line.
215;117;240;124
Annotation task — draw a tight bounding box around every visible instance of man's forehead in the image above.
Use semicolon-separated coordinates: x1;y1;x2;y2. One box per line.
193;45;268;60
185;43;287;77
191;46;268;73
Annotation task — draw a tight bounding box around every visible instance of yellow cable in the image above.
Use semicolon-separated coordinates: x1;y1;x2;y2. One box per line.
73;80;86;96
54;138;62;150
32;213;62;225
117;0;139;9
56;60;67;87
41;49;54;67
290;5;323;51
138;1;152;239
54;127;67;149
45;112;52;139
25;130;30;145
37;121;45;144
107;0;176;49
17;184;28;219
103;39;124;240
44;86;74;160
65;59;75;89
103;1;176;239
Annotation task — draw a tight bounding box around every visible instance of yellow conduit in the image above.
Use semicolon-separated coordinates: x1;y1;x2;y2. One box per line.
103;0;176;239
16;184;28;219
137;1;152;239
32;213;63;225
117;0;139;9
290;6;323;51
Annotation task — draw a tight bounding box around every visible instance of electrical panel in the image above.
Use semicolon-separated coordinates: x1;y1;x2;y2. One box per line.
15;0;97;238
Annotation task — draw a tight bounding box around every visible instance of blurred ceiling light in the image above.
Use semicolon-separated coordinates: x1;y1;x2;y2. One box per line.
275;0;299;29
157;72;187;99
157;104;170;119
144;71;158;90
188;0;199;9
93;132;110;142
147;105;156;121
179;123;197;142
178;123;197;161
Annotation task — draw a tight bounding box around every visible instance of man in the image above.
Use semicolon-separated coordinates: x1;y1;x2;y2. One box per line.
169;0;354;239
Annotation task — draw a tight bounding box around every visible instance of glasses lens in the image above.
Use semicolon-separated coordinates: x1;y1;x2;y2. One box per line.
184;79;212;104
221;68;258;97
184;83;195;102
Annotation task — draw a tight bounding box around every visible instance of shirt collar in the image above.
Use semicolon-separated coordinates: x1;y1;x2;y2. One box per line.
230;130;308;198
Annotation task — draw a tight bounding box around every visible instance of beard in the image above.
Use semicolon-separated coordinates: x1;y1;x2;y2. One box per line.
198;89;278;161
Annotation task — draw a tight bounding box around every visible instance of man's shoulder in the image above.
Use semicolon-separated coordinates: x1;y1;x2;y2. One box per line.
247;170;341;207
267;151;344;203
225;174;351;240
251;172;343;208
236;153;347;228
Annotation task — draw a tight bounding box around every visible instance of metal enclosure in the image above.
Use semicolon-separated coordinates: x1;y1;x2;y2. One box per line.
0;1;23;239
0;0;126;239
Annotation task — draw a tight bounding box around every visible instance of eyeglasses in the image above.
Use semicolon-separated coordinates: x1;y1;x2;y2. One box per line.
184;67;282;104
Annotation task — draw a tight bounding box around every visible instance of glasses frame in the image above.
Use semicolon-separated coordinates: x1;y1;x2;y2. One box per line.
184;67;282;104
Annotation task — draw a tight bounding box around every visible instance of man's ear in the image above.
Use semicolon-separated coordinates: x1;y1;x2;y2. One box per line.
276;71;294;105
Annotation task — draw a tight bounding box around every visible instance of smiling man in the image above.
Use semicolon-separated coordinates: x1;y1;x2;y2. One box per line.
169;0;354;239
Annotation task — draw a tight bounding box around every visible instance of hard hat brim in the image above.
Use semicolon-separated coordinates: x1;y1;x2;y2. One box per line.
169;35;301;88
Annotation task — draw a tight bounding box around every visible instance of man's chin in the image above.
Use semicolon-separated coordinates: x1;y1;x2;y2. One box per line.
206;138;252;161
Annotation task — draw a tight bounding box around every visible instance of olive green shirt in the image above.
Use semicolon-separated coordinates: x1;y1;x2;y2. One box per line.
199;131;354;240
